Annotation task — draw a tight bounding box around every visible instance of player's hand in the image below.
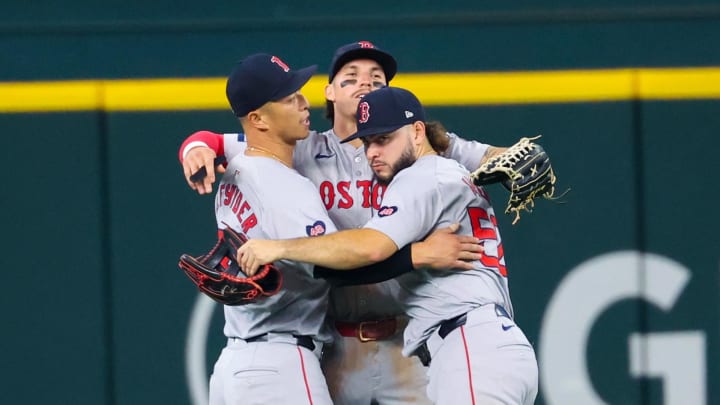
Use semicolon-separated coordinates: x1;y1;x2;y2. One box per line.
236;239;283;276
413;223;483;270
183;146;226;195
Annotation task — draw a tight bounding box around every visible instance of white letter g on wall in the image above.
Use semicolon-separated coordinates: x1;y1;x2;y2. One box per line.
538;251;702;405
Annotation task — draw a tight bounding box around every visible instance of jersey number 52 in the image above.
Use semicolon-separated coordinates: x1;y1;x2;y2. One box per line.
467;207;507;277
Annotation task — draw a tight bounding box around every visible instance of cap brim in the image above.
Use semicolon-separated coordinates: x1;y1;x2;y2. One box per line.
271;64;318;101
341;123;406;143
330;49;397;82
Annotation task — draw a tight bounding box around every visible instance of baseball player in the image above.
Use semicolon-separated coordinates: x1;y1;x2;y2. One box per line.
236;86;539;405
180;41;504;404
207;53;338;405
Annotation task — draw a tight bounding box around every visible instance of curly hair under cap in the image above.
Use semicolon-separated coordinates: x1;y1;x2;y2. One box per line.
425;121;450;154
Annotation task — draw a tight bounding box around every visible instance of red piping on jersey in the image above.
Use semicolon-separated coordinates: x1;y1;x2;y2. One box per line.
178;130;225;163
460;325;477;405
297;346;314;405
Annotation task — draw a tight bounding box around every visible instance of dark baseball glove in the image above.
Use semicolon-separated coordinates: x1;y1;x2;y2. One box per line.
471;135;557;224
178;227;282;305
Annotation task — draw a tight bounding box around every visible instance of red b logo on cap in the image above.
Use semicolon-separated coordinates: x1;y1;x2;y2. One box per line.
270;56;290;72
358;101;370;123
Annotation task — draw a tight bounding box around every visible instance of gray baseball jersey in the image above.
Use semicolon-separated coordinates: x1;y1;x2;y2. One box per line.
215;154;337;343
361;154;513;356
222;130;490;321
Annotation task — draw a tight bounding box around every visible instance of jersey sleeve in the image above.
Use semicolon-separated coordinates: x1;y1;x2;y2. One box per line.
363;170;442;249
443;132;490;171
222;133;247;161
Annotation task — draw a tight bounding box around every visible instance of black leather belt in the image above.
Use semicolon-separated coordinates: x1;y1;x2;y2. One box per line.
438;313;468;339
414;304;510;367
414;313;467;367
243;334;316;352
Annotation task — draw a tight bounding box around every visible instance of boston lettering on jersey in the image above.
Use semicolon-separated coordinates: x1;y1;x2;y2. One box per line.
218;183;258;234
318;180;386;211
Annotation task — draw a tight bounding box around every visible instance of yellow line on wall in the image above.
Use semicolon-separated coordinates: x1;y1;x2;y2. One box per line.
392;69;637;104
103;78;227;111
638;67;720;99
1;67;719;113
0;81;102;112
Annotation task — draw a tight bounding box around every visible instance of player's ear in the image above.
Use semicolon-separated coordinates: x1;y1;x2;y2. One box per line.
413;121;427;143
324;83;335;103
246;109;270;131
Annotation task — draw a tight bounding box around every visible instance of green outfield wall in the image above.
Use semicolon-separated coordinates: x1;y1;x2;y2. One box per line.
1;1;719;404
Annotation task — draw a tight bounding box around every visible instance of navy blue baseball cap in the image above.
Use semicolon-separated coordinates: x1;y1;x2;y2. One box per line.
226;53;317;117
328;41;397;83
342;86;426;143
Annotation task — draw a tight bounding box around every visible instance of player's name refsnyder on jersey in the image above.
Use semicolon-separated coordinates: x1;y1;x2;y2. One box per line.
217;183;258;234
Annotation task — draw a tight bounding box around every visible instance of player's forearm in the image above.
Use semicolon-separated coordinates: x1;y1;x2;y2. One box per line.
279;228;398;269
314;244;414;286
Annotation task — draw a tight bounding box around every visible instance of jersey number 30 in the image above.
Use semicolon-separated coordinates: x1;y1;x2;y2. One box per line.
467;207;507;277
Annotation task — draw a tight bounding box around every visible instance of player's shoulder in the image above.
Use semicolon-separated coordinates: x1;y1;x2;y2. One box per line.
294;128;339;160
229;157;317;198
227;154;295;178
297;129;329;145
258;161;317;195
395;155;468;189
437;153;470;172
414;154;466;174
387;156;442;192
294;129;321;150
